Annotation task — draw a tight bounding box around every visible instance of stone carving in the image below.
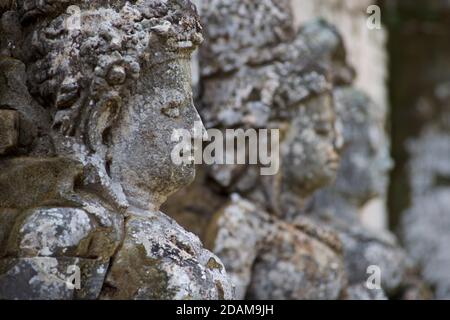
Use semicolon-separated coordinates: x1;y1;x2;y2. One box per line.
163;0;431;300
290;0;390;231
164;0;351;300
291;0;388;114
306;87;430;298
0;0;442;301
0;0;233;299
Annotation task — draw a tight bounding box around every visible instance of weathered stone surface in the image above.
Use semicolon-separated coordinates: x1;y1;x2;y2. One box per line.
0;109;18;154
205;195;271;299
165;2;349;300
14;208;94;257
0;257;108;300
337;226;407;294
247;219;345;300
200;0;294;76
0;57;51;155
102;210;233;300
0;157;82;209
0;208;19;258
205;195;345;300
0;0;234;300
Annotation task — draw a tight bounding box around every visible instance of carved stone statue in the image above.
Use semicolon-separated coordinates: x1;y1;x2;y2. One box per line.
307;87;429;299
199;44;347;299
309;88;392;225
0;0;233;299
164;0;350;300
308;88;399;297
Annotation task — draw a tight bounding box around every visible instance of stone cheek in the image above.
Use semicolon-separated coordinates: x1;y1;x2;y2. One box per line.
101;213;234;300
0;109;18;155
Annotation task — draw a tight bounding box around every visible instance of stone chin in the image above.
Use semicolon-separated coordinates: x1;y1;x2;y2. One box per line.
109;143;197;210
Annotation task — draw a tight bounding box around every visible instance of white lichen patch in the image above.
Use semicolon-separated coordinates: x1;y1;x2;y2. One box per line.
19;208;93;256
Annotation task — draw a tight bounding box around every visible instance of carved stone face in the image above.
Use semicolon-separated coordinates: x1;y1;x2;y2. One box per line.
333;88;393;202
110;58;204;209
200;61;339;200
281;93;340;196
21;1;205;210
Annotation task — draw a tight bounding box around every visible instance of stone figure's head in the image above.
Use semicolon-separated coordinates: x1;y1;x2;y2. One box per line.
328;88;393;204
198;20;345;206
23;0;204;209
276;20;357;199
200;55;339;201
278;82;339;197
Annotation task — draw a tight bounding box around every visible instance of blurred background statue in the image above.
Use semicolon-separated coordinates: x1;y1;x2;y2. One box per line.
164;0;352;300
